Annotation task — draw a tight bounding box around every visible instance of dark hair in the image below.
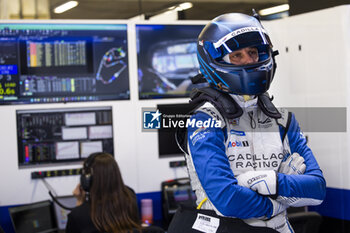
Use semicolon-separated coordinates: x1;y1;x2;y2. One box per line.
87;152;141;233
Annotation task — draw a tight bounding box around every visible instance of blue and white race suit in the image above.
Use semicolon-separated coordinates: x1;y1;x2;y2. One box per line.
185;94;326;232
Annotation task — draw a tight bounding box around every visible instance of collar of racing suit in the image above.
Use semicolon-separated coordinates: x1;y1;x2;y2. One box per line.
230;94;258;109
230;94;282;119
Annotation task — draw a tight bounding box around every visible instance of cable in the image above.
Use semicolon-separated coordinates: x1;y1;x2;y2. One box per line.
48;191;74;211
40;177;75;211
197;197;208;210
41;178;57;196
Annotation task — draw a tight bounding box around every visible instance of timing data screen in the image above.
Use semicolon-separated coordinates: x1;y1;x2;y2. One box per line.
16;106;114;167
0;23;129;104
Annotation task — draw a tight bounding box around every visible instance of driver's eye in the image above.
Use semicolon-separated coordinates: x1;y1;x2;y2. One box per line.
248;49;258;55
232;53;242;58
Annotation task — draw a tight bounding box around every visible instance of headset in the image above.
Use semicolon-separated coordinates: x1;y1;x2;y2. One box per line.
80;152;101;193
41;153;103;208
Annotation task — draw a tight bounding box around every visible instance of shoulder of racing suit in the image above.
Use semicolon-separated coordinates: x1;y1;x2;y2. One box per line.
190;87;282;120
176;87;287;154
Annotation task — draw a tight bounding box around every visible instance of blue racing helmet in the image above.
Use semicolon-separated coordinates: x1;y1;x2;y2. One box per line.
197;12;278;95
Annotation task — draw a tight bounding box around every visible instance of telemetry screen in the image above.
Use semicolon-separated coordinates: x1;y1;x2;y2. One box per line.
16;106;114;167
0;23;129;104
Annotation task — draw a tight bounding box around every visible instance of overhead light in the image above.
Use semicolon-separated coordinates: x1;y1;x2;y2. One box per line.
54;1;79;14
258;4;289;16
168;2;193;12
146;2;193;20
178;2;193;11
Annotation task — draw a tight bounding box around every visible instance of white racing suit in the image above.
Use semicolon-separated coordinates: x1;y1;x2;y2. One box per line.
185;94;326;233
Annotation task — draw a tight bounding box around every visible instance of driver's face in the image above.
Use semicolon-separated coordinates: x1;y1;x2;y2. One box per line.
228;47;258;65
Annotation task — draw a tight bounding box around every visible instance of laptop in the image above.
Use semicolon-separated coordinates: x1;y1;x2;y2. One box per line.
9;200;58;233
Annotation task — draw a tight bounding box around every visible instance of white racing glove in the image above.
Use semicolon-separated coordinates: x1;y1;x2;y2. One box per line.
277;152;306;207
236;170;277;195
279;152;306;175
244;211;294;233
269;198;287;217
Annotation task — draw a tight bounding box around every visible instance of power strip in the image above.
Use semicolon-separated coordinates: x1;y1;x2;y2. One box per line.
31;168;82;179
169;160;186;168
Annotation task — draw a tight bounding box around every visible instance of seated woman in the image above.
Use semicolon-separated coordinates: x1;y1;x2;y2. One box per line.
66;152;141;233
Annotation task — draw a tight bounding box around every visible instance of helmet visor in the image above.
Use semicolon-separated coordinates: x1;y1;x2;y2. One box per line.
214;29;272;58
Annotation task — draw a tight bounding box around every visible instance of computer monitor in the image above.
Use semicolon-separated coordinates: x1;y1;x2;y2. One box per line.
165;186;196;213
52;196;76;231
136;24;206;99
0;22;129;104
161;178;196;228
16;106;114;167
9;200;58;233
157;103;194;158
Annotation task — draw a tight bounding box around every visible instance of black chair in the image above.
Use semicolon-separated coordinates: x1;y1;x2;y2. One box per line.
132;226;165;233
288;211;322;233
140;225;165;233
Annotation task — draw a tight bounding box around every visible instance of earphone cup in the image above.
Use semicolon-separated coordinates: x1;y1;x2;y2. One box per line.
80;152;100;192
80;173;91;192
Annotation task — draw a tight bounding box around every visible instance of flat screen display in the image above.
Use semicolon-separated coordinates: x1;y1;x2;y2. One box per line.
165;185;196;213
0;23;129;104
157;103;194;158
136;24;206;99
9;200;58;233
16;106;114;167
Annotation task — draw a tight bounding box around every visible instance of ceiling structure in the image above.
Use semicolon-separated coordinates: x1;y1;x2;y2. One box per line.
49;0;288;20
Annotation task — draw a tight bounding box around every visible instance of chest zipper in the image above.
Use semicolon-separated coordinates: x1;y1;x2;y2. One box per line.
248;111;256;129
248;111;256;170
